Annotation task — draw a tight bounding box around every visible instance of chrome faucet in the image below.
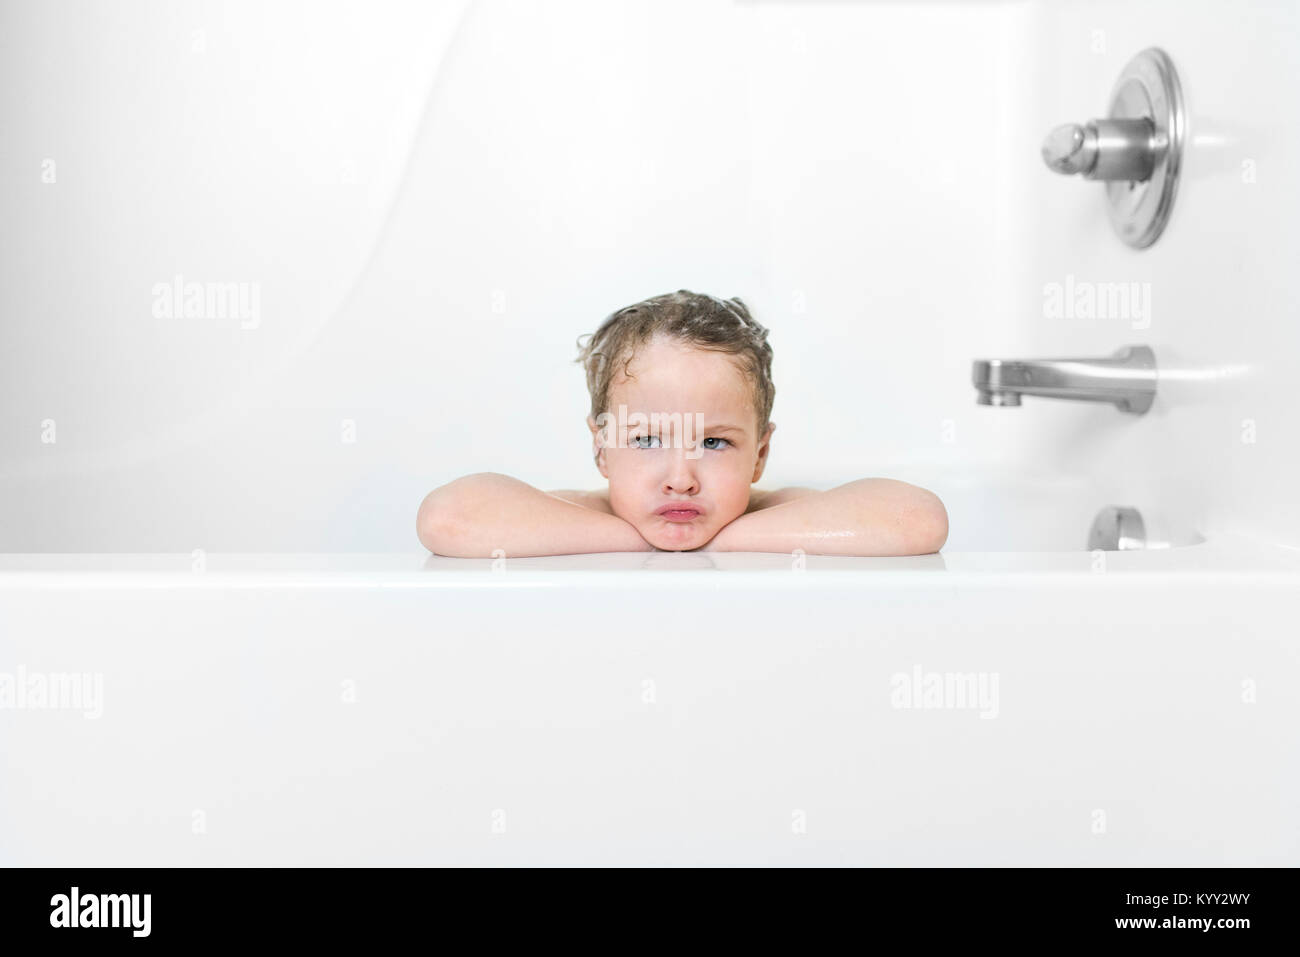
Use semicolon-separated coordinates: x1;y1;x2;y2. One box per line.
971;345;1157;414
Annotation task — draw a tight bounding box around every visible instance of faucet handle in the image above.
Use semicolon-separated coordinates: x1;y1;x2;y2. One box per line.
1041;118;1155;182
1042;123;1098;175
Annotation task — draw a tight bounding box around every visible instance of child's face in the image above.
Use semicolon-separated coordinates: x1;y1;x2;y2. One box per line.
587;335;774;551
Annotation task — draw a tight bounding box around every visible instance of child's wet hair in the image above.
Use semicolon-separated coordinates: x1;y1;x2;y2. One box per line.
574;289;776;439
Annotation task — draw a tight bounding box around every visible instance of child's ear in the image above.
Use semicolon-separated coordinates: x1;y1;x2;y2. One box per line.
751;421;775;483
587;415;611;478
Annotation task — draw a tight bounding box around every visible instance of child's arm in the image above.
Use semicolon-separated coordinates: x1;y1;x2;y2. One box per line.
745;487;820;513
417;472;653;558
704;478;948;556
545;488;614;514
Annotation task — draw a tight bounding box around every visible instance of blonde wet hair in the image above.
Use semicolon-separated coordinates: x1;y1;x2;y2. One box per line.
574;290;775;444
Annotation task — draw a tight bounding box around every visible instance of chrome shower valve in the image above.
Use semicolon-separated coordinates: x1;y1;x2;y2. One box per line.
1040;47;1185;248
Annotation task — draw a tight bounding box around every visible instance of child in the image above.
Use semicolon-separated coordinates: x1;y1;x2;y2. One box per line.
417;290;947;558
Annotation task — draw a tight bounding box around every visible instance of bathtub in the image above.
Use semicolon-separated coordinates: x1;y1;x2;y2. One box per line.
3;469;1297;867
4;0;1300;870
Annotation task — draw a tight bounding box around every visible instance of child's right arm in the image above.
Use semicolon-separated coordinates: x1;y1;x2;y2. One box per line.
416;472;654;558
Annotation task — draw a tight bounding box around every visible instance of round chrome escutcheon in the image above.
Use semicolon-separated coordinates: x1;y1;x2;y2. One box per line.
1106;48;1185;249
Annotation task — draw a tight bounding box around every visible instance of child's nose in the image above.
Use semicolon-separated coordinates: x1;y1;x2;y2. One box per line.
662;448;699;495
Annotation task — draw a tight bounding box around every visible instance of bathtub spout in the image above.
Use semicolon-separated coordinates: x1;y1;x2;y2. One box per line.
971;344;1156;414
975;389;1021;407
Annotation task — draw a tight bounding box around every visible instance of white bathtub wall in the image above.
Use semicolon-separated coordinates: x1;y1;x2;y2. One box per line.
0;0;469;550
0;0;1036;552
1015;0;1300;547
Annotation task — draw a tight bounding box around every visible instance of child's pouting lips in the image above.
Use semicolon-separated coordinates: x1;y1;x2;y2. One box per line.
656;502;703;523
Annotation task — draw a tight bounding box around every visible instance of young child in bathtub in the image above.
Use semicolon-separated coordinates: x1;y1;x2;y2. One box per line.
416;290;947;558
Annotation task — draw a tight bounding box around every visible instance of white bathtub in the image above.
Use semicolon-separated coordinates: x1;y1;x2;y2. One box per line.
3;0;1299;869
3;472;1297;867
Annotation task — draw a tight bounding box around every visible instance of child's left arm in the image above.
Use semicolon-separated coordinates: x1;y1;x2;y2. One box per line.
703;478;948;556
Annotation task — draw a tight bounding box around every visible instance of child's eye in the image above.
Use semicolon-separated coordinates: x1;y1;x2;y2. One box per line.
630;435;730;450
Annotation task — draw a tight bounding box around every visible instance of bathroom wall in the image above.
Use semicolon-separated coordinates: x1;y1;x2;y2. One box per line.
1020;0;1300;547
1;0;1037;551
0;0;470;551
5;0;1291;552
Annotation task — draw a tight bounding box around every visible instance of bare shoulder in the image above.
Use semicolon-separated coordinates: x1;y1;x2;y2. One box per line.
546;487;614;514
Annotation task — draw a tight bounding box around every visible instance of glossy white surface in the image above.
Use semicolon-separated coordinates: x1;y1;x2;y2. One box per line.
2;543;1297;866
0;534;1298;581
